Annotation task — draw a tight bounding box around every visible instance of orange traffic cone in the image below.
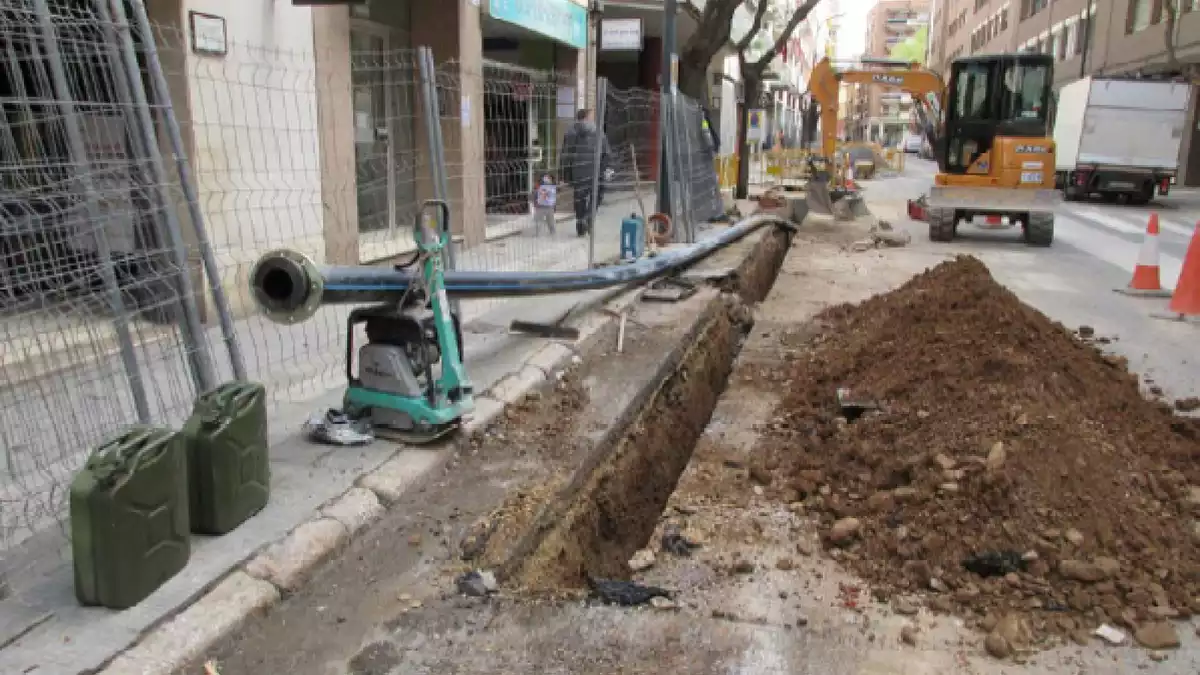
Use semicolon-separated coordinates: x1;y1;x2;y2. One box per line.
1116;213;1172;297
1164;221;1200;319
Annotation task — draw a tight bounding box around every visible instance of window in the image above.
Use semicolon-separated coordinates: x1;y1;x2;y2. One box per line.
1063;21;1077;57
1128;0;1153;33
954;63;992;120
1000;60;1050;122
1000;6;1009;30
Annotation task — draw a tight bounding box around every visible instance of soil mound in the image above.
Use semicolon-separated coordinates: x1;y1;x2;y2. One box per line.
758;255;1200;642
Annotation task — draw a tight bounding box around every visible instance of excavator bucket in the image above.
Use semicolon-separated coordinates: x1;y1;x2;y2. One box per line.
805;176;835;216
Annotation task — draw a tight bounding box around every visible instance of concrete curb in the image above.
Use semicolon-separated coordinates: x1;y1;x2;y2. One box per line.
95;288;639;675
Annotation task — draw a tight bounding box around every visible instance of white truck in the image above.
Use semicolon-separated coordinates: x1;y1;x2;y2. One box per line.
1053;77;1190;204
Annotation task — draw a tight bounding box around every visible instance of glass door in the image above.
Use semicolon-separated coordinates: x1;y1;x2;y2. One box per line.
350;23;396;234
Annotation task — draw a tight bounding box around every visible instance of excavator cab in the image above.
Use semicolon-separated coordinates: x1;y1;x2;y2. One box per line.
926;53;1060;246
938;53;1053;175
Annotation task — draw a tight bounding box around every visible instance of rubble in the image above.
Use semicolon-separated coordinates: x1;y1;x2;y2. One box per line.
754;256;1200;646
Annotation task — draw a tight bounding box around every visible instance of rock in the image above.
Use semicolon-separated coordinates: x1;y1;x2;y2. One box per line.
1185;486;1200;507
1021;550;1039;563
1064;528;1085;546
872;229;912;248
456;570;497;597
1134;622;1181;650
796;538;816;556
775;557;795;571
1175;397;1200;412
933;453;957;470
1077;325;1095;338
850;239;878;252
649;596;678;611
1060;559;1106;583
984;633;1012;659
986;442;1007;471
1093;623;1127;645
929;577;947;592
407;533;423;547
629;549;656;573
1071;629;1093;646
938;482;960;494
1149;651;1168;662
980;614;999;632
900;625;919;646
892;597;919;615
749;465;773;485
994;613;1033;648
732;560;756;575
892;486;920;501
1094;556;1121;578
829;517;862;546
866;491;894;512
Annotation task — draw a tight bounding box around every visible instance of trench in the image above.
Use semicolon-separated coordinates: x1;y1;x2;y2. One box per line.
508;224;792;591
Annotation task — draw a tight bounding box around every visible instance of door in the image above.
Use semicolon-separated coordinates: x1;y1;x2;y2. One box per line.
350;23;396;233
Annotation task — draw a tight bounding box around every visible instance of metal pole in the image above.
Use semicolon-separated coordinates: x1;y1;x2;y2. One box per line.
124;0;245;382
31;0;150;421
587;78;608;268
106;0;218;390
417;46;462;316
656;0;677;217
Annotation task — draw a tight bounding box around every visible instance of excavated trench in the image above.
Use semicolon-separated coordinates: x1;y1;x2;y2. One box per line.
506;223;792;592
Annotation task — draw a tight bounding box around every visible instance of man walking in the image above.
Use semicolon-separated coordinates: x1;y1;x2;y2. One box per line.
559;108;611;237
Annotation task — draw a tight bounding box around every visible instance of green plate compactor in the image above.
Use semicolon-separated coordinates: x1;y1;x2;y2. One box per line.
343;200;474;444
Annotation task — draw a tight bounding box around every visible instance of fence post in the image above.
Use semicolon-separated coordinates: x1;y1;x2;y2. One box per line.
122;0;243;383
30;0;151;421
587;77;608;268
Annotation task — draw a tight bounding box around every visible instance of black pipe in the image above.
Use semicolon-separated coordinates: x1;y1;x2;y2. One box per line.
250;214;787;324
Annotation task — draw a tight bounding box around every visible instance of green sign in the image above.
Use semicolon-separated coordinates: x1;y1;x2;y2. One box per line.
489;0;588;49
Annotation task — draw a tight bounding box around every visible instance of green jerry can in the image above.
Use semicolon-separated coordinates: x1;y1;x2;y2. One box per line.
70;425;190;610
182;381;270;535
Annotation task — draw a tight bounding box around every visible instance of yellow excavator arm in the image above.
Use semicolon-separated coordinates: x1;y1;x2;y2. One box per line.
806;57;945;160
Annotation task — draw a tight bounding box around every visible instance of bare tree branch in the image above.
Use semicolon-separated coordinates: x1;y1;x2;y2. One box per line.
680;1;704;23
749;0;821;71
736;0;772;52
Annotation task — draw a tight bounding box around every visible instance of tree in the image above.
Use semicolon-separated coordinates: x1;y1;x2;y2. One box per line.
730;0;823;198
888;25;928;65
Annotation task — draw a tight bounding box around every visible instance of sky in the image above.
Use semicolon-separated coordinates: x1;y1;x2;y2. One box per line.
835;0;875;61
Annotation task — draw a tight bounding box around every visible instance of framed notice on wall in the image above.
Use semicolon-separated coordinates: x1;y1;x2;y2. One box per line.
188;11;227;56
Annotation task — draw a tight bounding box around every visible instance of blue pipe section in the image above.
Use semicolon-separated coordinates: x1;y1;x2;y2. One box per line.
250;214;787;322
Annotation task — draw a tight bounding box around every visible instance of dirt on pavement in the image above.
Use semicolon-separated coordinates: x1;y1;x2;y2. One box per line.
748;255;1200;648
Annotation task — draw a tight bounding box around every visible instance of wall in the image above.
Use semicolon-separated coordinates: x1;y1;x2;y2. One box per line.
181;0;324;318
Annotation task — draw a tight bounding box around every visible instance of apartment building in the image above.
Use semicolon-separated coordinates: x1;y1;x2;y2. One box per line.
930;0;1200;183
854;0;931;143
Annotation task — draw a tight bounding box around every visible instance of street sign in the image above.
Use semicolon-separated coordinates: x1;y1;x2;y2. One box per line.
748;109;765;142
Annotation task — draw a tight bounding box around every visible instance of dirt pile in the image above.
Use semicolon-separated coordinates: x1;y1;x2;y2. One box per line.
755;256;1200;644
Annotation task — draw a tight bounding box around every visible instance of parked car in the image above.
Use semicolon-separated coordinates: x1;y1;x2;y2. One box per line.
903;133;923;154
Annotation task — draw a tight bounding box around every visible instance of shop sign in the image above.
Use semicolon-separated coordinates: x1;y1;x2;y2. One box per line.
489;0;588;49
600;18;642;51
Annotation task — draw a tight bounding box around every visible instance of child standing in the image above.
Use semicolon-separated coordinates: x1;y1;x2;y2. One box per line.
532;173;558;235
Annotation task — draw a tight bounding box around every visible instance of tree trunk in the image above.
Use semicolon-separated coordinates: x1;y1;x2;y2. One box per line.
677;55;710;103
736;74;762;200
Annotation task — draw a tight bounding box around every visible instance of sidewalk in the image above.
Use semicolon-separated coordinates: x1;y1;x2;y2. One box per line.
0;191;653;674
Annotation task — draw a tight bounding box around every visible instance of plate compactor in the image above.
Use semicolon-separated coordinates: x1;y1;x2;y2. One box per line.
343;200;474;444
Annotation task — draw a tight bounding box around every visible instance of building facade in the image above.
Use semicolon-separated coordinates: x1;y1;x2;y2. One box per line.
929;0;1200;184
855;0;932;144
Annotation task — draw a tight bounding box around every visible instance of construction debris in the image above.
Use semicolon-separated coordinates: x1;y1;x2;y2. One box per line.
754;256;1200;646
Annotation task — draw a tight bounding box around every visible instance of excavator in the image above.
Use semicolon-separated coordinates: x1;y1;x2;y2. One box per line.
805;54;1061;246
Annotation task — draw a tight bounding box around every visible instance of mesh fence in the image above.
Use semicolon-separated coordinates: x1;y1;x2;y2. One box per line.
0;1;725;605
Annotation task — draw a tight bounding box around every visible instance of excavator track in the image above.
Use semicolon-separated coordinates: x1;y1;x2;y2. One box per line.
928;208;956;242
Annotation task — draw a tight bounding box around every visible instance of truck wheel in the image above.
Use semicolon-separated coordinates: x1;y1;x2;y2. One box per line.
1025;213;1054;247
928;208;955;242
1130;181;1154;206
